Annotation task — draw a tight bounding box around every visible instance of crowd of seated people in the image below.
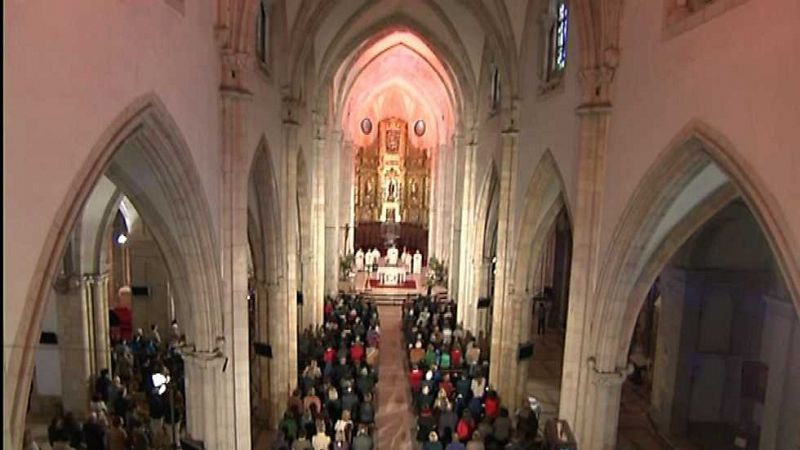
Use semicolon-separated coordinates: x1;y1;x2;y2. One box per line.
404;296;535;450
276;294;380;450
40;322;186;450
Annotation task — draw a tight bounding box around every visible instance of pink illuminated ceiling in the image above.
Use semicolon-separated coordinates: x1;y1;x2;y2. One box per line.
338;31;457;149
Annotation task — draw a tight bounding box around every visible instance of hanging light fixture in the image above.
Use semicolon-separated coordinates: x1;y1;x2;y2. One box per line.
116;233;128;245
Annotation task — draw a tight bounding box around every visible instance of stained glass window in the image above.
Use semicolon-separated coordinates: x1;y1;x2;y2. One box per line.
547;0;568;80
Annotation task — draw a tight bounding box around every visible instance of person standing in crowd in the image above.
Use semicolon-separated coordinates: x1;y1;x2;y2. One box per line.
292;430;313;450
535;299;547;336
107;415;128;450
82;412;107;450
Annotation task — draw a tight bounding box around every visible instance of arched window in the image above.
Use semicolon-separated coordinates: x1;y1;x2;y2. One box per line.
546;0;568;80
256;0;270;65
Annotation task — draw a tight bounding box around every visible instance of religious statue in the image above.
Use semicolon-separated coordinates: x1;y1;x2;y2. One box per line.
386;129;400;153
365;179;374;198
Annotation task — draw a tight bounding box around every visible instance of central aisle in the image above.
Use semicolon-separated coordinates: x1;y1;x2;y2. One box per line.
374;305;416;450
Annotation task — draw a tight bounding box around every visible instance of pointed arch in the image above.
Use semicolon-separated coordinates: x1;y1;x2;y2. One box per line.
512;150;572;291
249;135;284;283
592;120;800;372
5;93;222;448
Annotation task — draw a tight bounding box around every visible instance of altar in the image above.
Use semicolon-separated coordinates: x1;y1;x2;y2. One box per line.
376;265;407;285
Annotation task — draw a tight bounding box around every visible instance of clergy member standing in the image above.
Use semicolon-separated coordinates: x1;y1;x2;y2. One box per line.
355;248;365;271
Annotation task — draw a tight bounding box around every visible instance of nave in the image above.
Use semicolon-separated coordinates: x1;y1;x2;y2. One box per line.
7;1;800;450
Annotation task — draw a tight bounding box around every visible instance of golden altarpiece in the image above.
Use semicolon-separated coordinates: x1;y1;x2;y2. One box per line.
354;118;430;227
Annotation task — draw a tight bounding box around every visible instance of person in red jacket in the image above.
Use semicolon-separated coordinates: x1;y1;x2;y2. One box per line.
323;346;337;364
409;365;424;393
350;338;365;363
455;409;475;442
450;344;462;368
439;373;454;397
484;389;500;419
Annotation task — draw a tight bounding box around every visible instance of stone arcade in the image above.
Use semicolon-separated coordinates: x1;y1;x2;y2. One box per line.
5;1;800;450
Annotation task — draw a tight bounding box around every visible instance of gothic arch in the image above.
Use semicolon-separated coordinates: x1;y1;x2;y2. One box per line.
247;134;288;428
314;15;476;123
488;150;571;401
512;150;571;292
592;120;800;375
249;135;284;285
5;93;222;448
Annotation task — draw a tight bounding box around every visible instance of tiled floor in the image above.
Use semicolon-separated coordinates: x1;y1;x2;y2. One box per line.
524;327;675;449
525;329;564;436
374;305;417;450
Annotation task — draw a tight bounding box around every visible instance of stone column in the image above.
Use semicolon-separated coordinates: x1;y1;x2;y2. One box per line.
449;132;466;302
558;67;614;429
88;273;112;373
759;296;797;450
490;126;519;400
267;282;287;428
253;279;271;423
457;135;477;329
326;129;344;299
183;352;227;448
54;275;93;417
217;51;254;449
436;142;453;263
580;360;631;450
649;267;687;435
279;97;300;409
311;113;327;325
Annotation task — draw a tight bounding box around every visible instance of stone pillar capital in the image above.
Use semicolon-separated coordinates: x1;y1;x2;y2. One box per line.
220;50;255;98
577;61;618;110
282;97;301;125
82;272;110;284
53;274;84;294
587;357;632;387
312;111;327;139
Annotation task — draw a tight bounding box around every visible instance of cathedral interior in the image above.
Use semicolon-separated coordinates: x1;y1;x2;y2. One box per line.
4;1;799;449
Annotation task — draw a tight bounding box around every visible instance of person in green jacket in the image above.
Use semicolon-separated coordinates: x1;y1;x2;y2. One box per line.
280;411;298;442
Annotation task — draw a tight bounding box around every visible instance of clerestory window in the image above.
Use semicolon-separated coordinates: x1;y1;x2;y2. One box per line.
546;0;569;81
256;0;270;66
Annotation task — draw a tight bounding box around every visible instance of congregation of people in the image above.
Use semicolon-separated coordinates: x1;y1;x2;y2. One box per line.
37;323;186;450
274;294;381;450
403;296;540;450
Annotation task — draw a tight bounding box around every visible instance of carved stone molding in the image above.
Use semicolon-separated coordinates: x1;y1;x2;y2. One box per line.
220;50;255;97
578;62;617;109
82;272;110;284
587;357;633;386
312;111;327;140
52;274;82;294
282;97;301;125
